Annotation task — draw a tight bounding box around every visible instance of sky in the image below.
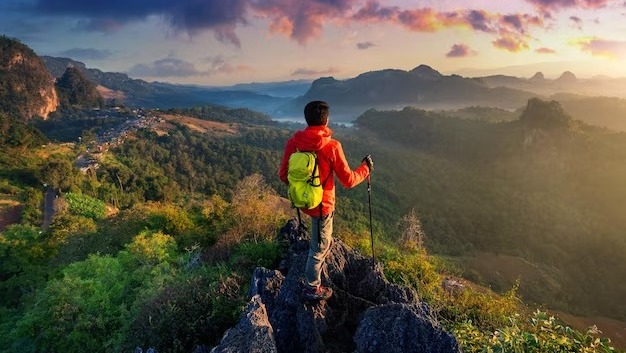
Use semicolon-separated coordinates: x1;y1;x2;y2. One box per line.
1;0;626;85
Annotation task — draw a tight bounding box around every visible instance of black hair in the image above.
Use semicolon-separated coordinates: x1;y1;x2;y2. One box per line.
304;101;329;126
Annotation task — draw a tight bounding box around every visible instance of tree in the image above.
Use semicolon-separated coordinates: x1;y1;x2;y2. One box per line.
398;208;426;250
229;174;287;243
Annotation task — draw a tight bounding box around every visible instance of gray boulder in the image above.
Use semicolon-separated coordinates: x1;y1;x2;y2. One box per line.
354;303;460;353
211;219;462;353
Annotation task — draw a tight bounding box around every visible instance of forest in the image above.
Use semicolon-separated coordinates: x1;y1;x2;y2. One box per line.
0;102;623;352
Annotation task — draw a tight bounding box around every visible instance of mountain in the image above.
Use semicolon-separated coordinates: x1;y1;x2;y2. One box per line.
0;36;58;119
276;65;538;121
42;56;289;112
55;67;104;109
529;72;545;82
519;97;576;132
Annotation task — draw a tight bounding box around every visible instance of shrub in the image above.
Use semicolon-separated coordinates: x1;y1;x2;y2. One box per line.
454;310;617;353
64;192;106;220
232;240;281;269
126;266;245;353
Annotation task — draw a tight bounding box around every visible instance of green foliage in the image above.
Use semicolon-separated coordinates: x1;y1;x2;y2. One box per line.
0;114;47;147
0;224;50;307
145;203;195;237
38;157;78;192
166;105;274;125
454;311;616;353
19;187;43;226
353;104;626;320
232;240;281;269
126;266;246;352
64;192;106;220
9;231;180;353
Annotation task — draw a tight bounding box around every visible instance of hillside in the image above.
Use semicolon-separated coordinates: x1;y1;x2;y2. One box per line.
0;103;623;352
0;36;58;119
55;66;104;109
353;99;626;322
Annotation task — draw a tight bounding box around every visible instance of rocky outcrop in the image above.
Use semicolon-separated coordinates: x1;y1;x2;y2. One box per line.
209;220;461;353
0;35;59;119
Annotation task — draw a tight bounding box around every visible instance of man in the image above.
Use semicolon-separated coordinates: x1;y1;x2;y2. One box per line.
279;100;373;301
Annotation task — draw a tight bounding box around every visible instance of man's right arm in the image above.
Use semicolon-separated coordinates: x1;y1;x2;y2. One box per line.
332;141;370;189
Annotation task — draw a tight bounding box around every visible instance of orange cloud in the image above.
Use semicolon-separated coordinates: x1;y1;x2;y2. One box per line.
493;35;530;52
249;0;555;54
251;0;358;44
536;47;557;53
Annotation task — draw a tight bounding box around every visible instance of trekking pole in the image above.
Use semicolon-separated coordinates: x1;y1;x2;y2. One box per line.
367;175;375;270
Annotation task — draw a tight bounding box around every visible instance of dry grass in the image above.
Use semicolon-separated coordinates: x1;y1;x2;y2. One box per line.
157;114;239;136
0;194;21;231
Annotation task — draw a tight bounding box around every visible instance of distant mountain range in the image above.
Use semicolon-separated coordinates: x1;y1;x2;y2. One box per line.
40;56;626;126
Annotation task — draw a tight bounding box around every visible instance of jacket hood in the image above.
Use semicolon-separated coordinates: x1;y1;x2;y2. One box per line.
294;125;333;151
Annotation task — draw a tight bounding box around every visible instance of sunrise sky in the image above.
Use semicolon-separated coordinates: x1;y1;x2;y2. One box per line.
1;0;626;85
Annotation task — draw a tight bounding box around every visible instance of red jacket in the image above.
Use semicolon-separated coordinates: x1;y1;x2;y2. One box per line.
279;125;370;217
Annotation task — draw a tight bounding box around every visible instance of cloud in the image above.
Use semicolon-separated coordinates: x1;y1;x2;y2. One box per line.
536;47;557;53
291;67;340;76
351;2;543;52
206;56;253;74
251;0;358;44
446;44;477;57
57;48;113;61
575;37;626;58
27;0;248;47
570;15;583;29
493;35;530;52
525;0;611;14
357;41;375;49
128;57;205;77
129;55;252;78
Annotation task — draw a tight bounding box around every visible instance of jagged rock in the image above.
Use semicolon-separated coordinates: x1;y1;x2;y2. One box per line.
210;219;460;353
353;303;460;353
210;295;277;353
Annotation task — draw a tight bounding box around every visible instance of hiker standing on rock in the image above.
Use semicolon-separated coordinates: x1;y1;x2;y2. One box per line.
279;100;373;301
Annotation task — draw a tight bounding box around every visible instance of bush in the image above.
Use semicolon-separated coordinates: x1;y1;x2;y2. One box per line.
232;240;281;269
126;266;245;353
454;310;617;353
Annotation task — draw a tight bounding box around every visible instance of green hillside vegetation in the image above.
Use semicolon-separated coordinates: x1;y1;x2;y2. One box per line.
353;99;626;321
166;105;275;126
0;104;622;352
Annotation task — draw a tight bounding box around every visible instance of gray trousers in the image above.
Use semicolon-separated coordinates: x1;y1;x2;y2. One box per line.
305;213;334;288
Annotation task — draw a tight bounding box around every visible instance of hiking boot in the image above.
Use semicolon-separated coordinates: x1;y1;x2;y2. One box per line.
302;285;333;301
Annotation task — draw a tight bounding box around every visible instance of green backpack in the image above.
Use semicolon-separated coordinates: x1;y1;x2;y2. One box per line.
287;150;323;209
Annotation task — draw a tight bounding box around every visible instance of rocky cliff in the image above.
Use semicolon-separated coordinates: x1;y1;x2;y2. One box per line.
207;220;461;353
0;36;58;119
